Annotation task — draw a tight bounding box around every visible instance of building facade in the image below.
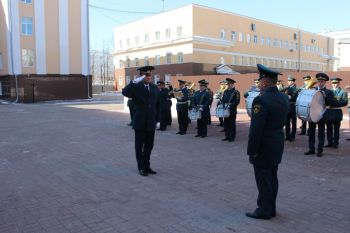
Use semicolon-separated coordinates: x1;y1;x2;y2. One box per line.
322;29;350;71
113;4;335;89
0;0;90;101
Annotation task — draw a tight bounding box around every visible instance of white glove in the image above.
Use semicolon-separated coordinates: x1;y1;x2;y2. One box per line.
199;108;203;111
133;75;145;84
156;122;160;129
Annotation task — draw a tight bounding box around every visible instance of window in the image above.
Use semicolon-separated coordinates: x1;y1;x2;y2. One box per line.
126;38;130;47
144;56;149;66
267;37;271;46
134;36;139;46
155;55;160;65
238;32;243;42
232;56;237;65
260;36;264;45
273;38;277;47
166;53;172;64
155;31;160;40
20;0;32;3
118;76;123;86
0;53;3;70
246;34;251;43
250;23;256;31
126;56;130;67
135;58;139;67
177;52;183;63
21;17;32;35
119;40;123;49
253;35;258;44
285;41;288;49
21;49;34;67
165;29;170;39
220;29;226;39
228;31;235;41
177;26;182;37
144;34;149;44
119;60;123;68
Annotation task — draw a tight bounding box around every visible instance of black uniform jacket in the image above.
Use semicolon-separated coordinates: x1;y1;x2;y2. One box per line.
222;88;240;115
327;87;348;121
122;82;160;131
247;86;289;168
159;88;170;112
192;90;210;117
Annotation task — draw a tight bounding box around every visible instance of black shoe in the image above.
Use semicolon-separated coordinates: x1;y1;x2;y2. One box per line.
325;143;333;148
194;135;200;137
285;137;291;141
201;135;207;138
298;132;306;135
139;169;148;176
347;138;350;141
271;211;276;218
289;137;295;141
245;210;271;220
333;144;338;149
228;139;234;142
316;151;323;157
304;150;315;155
146;168;157;174
179;132;186;135
222;138;229;141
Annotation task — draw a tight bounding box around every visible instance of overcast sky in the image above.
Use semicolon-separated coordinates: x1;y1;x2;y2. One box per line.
89;0;350;50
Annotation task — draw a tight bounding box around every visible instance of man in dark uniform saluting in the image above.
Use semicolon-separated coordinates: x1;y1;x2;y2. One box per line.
246;64;289;220
122;66;160;176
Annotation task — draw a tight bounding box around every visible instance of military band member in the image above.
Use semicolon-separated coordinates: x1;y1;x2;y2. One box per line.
277;80;284;92
175;80;190;135
305;73;336;157
244;78;260;98
165;82;173;126
325;78;348;148
284;76;299;141
157;81;170;131
299;75;311;135
222;78;240;142
207;86;214;125
122;66;160;176
192;80;210;138
215;80;228;126
246;64;289;220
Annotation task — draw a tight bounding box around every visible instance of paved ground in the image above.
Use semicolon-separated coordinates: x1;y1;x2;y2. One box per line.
0;97;350;233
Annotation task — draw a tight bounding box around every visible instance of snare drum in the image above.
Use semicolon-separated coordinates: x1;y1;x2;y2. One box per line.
246;91;260;117
216;104;230;118
296;89;325;123
188;109;202;120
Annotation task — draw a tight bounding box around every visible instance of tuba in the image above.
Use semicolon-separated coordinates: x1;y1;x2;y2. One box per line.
305;76;318;89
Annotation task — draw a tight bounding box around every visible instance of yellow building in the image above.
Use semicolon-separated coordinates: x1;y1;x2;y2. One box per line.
113;4;335;89
0;0;90;101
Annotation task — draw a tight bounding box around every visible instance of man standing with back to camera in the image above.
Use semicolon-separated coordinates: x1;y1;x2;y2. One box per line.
122;66;160;176
246;64;289;220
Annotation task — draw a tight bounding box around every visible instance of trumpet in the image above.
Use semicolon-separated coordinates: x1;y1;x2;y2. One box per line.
306;76;318;89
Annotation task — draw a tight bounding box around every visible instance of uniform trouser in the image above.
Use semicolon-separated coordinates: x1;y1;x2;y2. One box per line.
197;116;208;136
166;103;172;125
219;117;224;125
308;119;326;152
326;120;341;145
128;105;135;123
301;120;308;134
160;110;168;130
285;111;297;139
134;130;155;170
254;165;278;216
224;113;236;140
177;108;189;133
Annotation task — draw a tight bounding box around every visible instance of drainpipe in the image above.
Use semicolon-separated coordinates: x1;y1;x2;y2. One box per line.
87;0;92;98
8;0;19;102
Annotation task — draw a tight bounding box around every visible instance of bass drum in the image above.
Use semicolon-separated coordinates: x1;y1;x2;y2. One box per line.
296;89;325;123
246;91;260;117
